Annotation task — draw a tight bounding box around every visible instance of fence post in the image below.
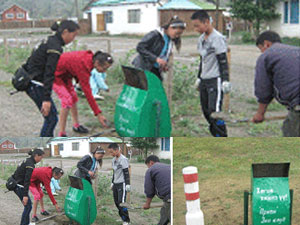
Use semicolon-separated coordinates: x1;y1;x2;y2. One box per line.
182;166;204;225
107;39;111;55
4;37;9;64
60;160;63;169
166;53;174;110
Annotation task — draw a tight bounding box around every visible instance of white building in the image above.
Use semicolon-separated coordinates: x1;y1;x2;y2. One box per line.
268;0;300;37
48;137;124;158
154;137;172;159
87;0;163;35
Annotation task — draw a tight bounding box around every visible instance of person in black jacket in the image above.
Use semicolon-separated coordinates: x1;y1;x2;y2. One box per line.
74;146;105;184
11;148;44;225
132;16;186;81
23;20;80;137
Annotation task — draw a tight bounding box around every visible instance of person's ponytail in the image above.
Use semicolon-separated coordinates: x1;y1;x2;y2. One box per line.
28;148;45;157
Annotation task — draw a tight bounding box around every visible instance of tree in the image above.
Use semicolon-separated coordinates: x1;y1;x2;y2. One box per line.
230;0;281;35
130;138;159;160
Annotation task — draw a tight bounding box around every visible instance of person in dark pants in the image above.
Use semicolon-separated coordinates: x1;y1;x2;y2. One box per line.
23;20;79;137
252;31;300;136
74;146;105;184
191;10;232;137
143;155;171;225
11;148;44;225
108;143;131;225
132;16;186;81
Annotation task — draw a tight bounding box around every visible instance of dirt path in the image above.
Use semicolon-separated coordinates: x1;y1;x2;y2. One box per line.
0;156;156;225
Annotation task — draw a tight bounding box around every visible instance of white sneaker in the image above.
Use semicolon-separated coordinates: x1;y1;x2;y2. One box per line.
52;192;58;196
93;94;105;100
122;222;130;225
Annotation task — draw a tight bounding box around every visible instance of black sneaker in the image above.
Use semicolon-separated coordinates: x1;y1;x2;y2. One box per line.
41;210;50;216
32;216;39;222
73;125;89;133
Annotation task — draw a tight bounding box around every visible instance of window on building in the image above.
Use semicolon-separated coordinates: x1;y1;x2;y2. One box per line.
161;138;170;151
290;0;299;24
58;144;64;151
104;11;113;23
128;9;141;23
2;145;7;148
284;1;289;23
5;13;14;19
16;13;25;19
8;144;13;148
72;142;79;151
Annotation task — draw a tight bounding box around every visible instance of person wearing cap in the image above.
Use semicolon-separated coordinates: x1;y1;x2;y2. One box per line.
108;143;131;225
191;10;231;137
53;50;113;137
29;167;64;222
132;16;186;81
143;155;171;225
74;146;105;184
10;148;44;225
252;31;300;136
22;20;79;137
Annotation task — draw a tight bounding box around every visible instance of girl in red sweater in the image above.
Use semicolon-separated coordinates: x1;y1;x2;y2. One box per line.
53;50;113;136
29;167;64;222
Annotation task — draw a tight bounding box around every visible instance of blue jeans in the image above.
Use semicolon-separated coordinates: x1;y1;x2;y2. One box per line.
14;186;32;225
26;83;58;137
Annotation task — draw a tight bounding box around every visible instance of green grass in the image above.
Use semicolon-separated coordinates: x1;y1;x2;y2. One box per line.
173;138;300;225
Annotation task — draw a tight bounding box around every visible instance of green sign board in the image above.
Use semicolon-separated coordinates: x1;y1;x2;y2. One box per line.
115;66;171;137
252;163;290;225
65;176;97;225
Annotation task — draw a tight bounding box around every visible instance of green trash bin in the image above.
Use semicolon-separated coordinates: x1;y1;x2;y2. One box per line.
64;176;97;225
250;163;291;225
115;66;171;137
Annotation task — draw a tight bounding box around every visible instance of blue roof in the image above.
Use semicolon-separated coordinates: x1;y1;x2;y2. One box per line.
159;0;202;10
92;0;158;6
90;137;124;143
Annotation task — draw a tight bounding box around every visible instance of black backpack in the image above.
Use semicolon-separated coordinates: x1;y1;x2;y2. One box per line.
6;176;17;191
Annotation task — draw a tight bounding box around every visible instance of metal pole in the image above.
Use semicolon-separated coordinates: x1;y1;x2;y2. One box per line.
290;189;293;223
244;190;249;225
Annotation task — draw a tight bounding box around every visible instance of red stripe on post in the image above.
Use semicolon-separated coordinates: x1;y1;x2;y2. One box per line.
185;192;200;201
183;173;198;183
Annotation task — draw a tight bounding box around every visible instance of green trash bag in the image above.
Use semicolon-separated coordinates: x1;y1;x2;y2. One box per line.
64;176;97;225
115;66;171;137
251;163;291;225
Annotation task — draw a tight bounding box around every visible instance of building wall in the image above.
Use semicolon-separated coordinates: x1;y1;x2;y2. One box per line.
50;139;90;158
91;3;159;34
268;0;300;37
159;9;225;35
2;5;27;22
152;137;172;159
0;140;15;150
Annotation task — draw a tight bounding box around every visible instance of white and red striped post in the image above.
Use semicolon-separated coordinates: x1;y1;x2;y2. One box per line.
182;166;204;225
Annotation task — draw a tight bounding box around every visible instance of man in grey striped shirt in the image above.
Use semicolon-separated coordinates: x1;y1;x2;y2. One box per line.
192;10;231;137
108;143;131;225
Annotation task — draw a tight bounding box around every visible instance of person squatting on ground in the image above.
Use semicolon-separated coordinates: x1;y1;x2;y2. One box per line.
191;10;231;137
53;50;113;137
50;177;62;196
29;167;64;222
108;143;131;225
132;16;186;81
22;20;79;137
9;149;44;225
252;31;300;137
90;67;110;100
143;155;171;225
74;146;105;184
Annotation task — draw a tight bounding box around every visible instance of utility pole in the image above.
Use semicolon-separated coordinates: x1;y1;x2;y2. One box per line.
215;0;220;31
75;0;80;20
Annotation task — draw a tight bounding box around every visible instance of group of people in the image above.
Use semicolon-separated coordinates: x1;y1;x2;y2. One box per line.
7;143;171;225
14;9;299;137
